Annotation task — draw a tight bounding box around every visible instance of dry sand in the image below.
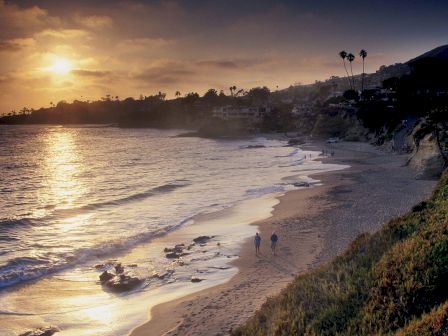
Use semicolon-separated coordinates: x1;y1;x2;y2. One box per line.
130;141;436;336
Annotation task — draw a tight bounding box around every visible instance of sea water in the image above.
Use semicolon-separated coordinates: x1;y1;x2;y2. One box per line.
0;125;346;335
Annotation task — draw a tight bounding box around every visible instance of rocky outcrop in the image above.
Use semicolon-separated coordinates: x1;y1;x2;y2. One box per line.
310;110;369;141
98;262;142;292
408;132;445;179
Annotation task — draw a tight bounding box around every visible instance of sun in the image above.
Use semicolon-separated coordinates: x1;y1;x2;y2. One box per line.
47;58;72;75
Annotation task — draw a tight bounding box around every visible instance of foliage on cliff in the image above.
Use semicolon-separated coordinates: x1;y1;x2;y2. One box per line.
234;170;448;336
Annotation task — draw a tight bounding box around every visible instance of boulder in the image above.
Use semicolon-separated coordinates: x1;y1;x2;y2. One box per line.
165;252;189;259
191;277;203;283
98;263;142;292
99;271;114;283
164;244;185;254
293;181;310;188
114;263;124;274
104;274;142;292
193;236;212;244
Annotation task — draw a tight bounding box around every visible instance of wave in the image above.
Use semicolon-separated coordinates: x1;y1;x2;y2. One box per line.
0;214;195;289
0;182;188;229
246;185;285;197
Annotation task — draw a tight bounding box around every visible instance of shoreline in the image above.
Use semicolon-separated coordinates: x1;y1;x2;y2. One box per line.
130;141;437;336
130;185;331;336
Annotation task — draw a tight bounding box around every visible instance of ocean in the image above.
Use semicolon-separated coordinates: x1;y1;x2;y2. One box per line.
0;125;346;335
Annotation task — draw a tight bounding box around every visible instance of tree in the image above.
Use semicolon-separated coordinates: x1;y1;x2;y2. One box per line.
229;85;237;97
359;49;368;92
203;89;219;104
343;89;359;101
175;91;181;98
247;86;270;104
157;91;166;101
347;53;356;91
339;51;352;89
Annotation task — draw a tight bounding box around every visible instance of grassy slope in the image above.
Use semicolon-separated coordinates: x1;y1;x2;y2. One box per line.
234;171;448;336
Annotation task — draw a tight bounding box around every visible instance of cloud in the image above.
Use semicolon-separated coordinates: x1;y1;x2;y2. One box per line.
134;61;196;85
196;58;265;70
71;69;111;77
35;29;90;39
74;14;113;29
0;37;35;53
117;37;173;53
196;60;240;69
0;0;60;39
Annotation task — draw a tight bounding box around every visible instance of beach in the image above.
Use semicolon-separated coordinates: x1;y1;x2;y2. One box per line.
130;141;436;336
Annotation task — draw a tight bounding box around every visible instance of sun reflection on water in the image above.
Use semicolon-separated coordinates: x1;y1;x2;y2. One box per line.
43;129;86;208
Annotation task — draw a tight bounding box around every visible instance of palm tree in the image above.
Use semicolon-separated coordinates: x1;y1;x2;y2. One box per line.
229;85;237;97
175;91;181;98
347;53;355;90
339;51;352;89
359;49;367;93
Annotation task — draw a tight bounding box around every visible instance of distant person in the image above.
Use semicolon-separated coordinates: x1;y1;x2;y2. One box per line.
254;232;261;255
270;231;278;255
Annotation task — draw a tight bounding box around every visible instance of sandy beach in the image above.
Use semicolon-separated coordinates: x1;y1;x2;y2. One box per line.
130;141;436;336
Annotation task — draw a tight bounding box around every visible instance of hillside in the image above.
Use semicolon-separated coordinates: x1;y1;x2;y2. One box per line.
234;170;448;335
408;44;448;64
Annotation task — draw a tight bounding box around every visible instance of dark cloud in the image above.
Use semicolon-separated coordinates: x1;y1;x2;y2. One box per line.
198;61;239;69
0;39;23;52
134;64;196;85
2;0;448;113
71;69;111;77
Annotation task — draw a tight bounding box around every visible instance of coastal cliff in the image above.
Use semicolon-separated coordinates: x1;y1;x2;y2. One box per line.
234;170;448;335
408;132;445;179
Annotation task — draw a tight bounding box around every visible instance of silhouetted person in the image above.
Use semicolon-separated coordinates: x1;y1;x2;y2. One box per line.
270;231;278;255
254;232;261;256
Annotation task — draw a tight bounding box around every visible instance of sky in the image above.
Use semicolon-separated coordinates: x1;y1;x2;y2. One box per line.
1;0;448;114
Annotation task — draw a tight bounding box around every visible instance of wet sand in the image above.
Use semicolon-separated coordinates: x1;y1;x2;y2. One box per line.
130;141;436;336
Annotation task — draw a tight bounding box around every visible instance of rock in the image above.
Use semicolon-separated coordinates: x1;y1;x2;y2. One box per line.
164;244;184;253
20;327;59;336
99;271;114;283
94;260;115;270
293;181;310;188
287;138;305;146
191;277;203;283
105;274;142;292
408;132;445;179
152;269;174;280
245;145;265;149
165;252;189;259
193;236;212;244
114;263;124;274
98;263;143;292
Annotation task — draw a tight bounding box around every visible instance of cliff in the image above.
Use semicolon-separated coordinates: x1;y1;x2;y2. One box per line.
233;170;448;335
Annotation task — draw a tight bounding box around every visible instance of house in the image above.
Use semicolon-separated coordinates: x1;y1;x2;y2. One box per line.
291;102;315;116
212;105;271;122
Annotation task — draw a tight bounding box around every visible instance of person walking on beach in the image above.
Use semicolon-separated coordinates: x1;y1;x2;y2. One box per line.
254;232;261;256
270;231;278;255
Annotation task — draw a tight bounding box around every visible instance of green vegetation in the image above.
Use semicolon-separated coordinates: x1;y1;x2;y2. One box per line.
233;171;448;336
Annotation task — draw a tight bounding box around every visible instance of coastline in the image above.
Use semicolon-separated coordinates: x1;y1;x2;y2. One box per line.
130;141;437;336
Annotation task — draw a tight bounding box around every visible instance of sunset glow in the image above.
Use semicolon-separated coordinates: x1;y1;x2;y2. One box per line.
46;58;72;75
0;0;447;114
